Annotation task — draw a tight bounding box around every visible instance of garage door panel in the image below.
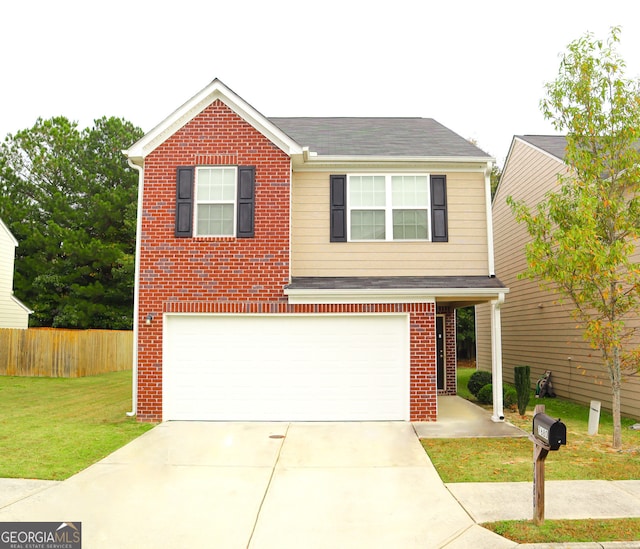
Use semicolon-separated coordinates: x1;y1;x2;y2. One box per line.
163;314;409;421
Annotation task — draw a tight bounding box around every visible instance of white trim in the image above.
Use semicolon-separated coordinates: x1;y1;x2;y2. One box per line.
126;159;144;417
484;161;496;276
288;159;293;284
494;137;566;202
292;156;493;173
124;79;303;163
514;136;565;164
11;294;32;314
284;287;507;305
194;166;237;237
490;292;506;422
346;173;431;242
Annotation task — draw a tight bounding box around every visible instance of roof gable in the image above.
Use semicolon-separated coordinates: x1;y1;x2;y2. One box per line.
125;79;303;164
517;135;567;161
125;79;493;166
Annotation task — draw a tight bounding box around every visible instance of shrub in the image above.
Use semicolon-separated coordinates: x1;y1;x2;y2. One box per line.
467;371;492;397
476;383;518;408
504;385;518;409
477;383;493;404
514;365;531;415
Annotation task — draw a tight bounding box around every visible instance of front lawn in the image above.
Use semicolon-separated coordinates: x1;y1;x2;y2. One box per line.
0;370;154;480
423;367;640;483
421;366;640;544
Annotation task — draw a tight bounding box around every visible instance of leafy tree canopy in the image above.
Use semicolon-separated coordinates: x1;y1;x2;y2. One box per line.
508;27;640;449
0;116;144;329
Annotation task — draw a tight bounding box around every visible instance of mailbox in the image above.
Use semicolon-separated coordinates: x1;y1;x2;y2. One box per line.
532;413;566;451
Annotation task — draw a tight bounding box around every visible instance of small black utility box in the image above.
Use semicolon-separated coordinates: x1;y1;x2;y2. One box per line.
532;413;566;451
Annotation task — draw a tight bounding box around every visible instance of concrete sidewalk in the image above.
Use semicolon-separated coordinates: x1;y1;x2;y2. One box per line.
419;396;640;547
448;479;640;523
414;395;528;438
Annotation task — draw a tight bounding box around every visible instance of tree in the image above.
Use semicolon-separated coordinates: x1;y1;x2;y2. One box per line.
507;27;640;449
0;116;144;329
490;163;502;201
456;306;476;361
467;137;502;200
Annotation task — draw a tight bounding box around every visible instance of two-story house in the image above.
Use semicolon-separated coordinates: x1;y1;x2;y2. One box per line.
124;79;508;423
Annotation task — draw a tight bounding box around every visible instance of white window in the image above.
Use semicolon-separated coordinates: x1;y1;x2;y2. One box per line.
195;167;237;236
348;174;429;241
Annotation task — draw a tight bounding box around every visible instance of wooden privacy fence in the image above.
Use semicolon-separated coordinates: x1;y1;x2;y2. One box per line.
0;328;133;377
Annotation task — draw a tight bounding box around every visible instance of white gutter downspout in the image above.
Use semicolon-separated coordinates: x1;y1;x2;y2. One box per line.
484;161;496;276
126;158;144;417
491;292;506;422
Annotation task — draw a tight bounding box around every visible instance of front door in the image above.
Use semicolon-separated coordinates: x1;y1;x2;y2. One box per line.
436;315;445;390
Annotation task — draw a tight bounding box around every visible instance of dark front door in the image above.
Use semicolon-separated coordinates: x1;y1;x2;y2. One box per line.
436;315;445;390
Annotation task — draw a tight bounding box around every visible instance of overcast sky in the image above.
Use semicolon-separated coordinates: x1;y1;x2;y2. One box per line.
1;0;639;166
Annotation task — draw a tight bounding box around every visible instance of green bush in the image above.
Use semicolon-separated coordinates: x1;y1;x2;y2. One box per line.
514;365;531;415
504;385;518;409
477;383;493;404
467;371;492;397
476;383;518;408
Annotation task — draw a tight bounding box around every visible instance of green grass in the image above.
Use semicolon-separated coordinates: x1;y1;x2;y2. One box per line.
0;371;154;480
455;365;475;400
423;368;640;482
421;366;640;544
483;518;640;544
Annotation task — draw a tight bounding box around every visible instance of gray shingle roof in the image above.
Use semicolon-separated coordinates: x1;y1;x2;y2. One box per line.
269;117;491;158
518;135;567;160
287;276;506;291
519;135;640;161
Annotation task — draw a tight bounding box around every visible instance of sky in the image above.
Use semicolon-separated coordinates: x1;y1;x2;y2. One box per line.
1;0;639;166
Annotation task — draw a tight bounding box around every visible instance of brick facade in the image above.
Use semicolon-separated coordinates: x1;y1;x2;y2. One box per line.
438;306;458;397
136;99;453;423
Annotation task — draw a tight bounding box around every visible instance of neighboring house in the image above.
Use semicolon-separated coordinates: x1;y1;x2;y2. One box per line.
476;135;640;420
124;79;508;423
0;218;31;328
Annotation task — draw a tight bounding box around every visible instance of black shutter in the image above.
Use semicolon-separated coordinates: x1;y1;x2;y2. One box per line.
330;174;347;242
237;166;255;238
430;175;448;242
175;167;194;237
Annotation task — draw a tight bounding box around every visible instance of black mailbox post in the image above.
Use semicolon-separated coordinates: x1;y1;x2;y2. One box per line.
532;412;567;451
530;405;567;525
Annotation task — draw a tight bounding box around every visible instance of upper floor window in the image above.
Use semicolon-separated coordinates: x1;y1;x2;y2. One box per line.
348;175;429;241
329;173;447;243
175;165;255;239
195;167;237;236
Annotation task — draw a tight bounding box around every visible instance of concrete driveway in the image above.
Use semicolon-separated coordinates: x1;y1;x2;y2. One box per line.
0;422;511;548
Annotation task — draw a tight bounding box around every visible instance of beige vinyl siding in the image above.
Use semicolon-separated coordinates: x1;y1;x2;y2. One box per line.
291;171;490;277
0;226;15;296
477;138;640;420
0;223;29;329
0;298;29;329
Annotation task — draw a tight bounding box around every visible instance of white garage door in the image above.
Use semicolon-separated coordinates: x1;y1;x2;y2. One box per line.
163;314;409;421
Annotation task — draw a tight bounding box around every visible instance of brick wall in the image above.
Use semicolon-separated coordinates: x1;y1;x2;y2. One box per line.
137;100;291;421
409;303;438;421
437;307;458;396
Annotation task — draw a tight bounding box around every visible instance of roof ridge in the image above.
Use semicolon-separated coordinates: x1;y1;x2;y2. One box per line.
269;116;430;120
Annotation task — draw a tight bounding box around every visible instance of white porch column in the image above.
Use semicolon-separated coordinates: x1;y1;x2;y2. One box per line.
490;293;506;422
